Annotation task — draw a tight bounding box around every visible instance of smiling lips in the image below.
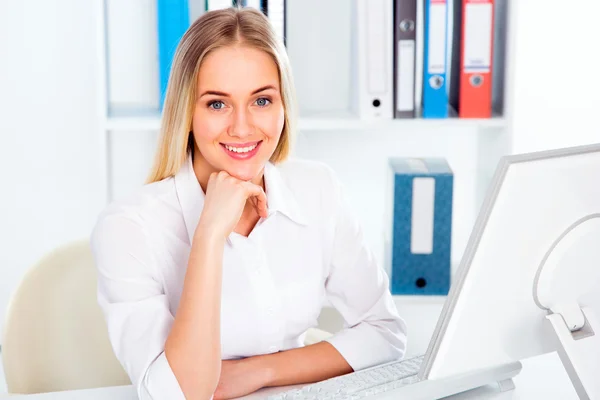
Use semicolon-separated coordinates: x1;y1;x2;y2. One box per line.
220;140;263;160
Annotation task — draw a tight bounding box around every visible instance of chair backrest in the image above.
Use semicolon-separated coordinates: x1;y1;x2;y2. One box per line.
1;240;130;394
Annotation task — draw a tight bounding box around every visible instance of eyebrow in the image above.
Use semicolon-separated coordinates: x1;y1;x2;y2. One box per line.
199;85;278;98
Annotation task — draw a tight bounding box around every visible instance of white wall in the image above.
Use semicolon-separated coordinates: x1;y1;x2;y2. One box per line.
0;1;104;342
510;1;600;153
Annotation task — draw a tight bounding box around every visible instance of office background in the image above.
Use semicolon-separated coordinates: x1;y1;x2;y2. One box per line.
1;0;599;394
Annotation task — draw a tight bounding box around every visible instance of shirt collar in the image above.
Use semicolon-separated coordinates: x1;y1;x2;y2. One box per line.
174;154;308;244
263;161;308;226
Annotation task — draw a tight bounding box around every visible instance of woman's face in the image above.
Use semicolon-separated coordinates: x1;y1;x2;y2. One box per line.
191;45;285;183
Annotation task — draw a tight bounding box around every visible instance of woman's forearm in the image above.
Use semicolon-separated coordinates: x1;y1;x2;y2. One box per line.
257;341;353;388
165;228;224;399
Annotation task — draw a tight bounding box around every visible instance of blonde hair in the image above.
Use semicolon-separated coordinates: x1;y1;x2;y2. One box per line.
146;6;297;183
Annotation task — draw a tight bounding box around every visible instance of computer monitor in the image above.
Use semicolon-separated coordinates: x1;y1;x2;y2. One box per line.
420;143;600;397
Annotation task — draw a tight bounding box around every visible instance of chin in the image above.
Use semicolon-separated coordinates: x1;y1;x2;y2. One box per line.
223;163;263;182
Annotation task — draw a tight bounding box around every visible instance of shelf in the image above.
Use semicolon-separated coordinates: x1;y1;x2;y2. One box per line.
298;111;507;131
104;109;507;132
105;109;162;131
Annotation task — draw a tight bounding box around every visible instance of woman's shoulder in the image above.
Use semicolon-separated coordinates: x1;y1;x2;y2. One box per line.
94;176;179;229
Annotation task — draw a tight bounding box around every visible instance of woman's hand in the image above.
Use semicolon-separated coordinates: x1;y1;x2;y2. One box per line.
197;170;268;240
213;358;272;400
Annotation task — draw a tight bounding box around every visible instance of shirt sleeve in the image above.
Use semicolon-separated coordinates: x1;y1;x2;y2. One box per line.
90;213;188;400
323;171;408;372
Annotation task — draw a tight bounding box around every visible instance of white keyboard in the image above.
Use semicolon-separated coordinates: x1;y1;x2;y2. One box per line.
266;354;424;400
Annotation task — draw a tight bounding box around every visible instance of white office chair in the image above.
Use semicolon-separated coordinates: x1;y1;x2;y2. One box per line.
1;240;131;394
2;240;333;394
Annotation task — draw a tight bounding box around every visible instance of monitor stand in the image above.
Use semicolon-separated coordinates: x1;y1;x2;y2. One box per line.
441;379;515;399
546;306;600;400
534;214;600;400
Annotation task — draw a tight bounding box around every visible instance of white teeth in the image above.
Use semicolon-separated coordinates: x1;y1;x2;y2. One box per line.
225;143;257;153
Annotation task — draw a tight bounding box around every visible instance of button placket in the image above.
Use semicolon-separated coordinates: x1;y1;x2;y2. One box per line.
267;278;284;352
253;247;284;353
235;227;283;355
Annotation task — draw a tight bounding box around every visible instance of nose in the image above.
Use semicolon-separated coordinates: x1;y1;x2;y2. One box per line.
229;107;254;139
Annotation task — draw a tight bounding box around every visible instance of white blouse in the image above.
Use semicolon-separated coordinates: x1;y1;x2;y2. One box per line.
90;155;407;400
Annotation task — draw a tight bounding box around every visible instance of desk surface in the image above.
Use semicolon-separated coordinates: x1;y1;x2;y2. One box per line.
1;353;578;399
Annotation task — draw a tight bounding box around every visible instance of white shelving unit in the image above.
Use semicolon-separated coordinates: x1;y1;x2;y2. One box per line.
105;109;508;132
95;0;516;293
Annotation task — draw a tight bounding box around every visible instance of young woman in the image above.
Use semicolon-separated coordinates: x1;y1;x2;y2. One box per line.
91;6;406;400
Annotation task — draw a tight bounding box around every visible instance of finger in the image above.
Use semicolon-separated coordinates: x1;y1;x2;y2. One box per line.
253;186;268;218
249;196;268;219
217;170;229;181
240;182;268;218
257;191;268;218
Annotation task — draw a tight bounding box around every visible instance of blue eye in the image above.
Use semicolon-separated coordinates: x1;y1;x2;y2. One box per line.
255;97;271;107
209;100;225;110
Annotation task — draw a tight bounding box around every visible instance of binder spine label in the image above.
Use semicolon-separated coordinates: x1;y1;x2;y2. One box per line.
367;0;388;94
464;2;493;73
411;177;436;254
397;40;416;111
427;0;447;75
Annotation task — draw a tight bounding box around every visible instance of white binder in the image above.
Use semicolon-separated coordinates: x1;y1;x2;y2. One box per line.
238;1;285;45
206;0;232;11
351;0;394;120
244;0;262;8
266;0;286;45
